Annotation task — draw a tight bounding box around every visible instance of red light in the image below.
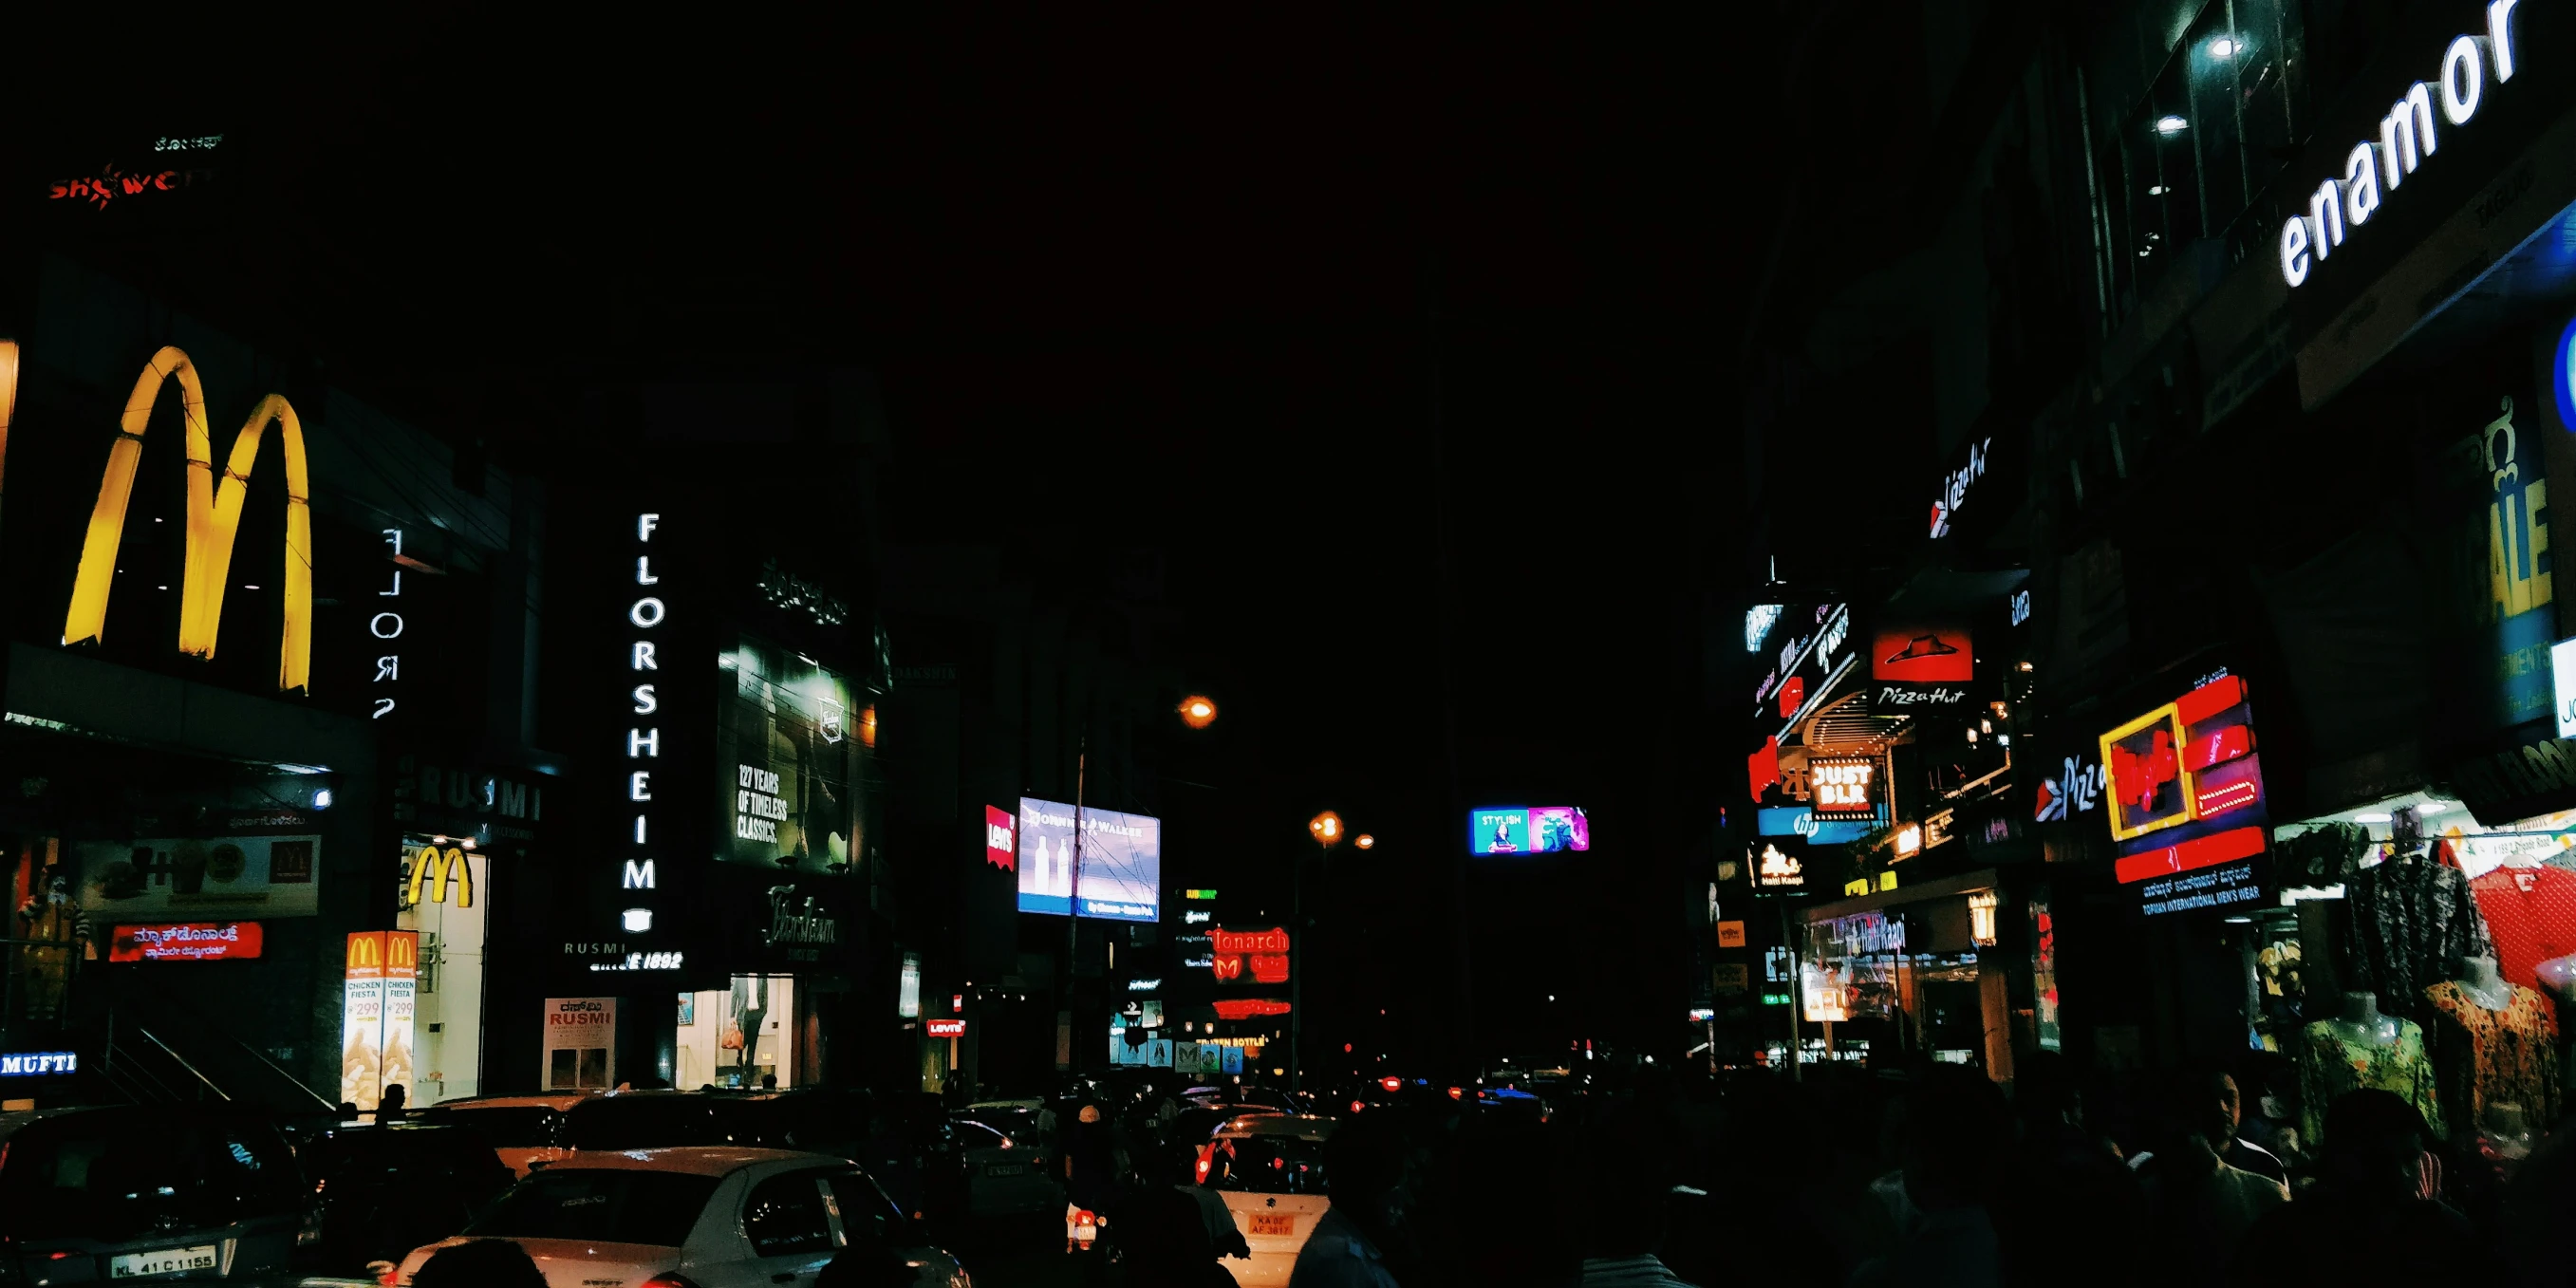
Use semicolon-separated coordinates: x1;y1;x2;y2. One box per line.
1380;1076;1402;1092
1447;1087;1464;1100
1343;1043;1353;1053
1351;1100;1365;1112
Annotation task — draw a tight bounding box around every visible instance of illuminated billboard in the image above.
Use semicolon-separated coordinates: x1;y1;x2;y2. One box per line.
1016;797;1161;924
1467;806;1590;855
2099;673;2270;916
717;635;865;872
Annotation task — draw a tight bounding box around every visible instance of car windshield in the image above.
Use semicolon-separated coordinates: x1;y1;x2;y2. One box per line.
951;1121;1007;1149
0;1111;303;1241
1216;1135;1330;1196
418;1105;561;1148
466;1169;719;1244
308;1128;499;1179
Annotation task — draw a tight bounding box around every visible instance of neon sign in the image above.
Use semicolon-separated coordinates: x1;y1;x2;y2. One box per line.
2277;1;2522;288
2099;675;2271;912
1810;759;1878;817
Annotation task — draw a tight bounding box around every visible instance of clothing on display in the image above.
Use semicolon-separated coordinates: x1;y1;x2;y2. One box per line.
2422;979;2559;1142
2297;1019;2442;1148
2343;853;2493;1017
2465;865;2576;992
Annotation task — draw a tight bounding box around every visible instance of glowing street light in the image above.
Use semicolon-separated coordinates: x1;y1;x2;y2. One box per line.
1354;833;1375;849
1178;695;1219;729
1309;811;1344;847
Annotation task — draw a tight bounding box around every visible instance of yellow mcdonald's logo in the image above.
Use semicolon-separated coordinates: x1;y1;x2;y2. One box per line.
406;847;474;908
386;931;418;969
345;932;383;969
63;345;313;693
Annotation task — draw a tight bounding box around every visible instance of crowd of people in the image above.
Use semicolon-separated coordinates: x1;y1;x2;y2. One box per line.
401;1054;2576;1288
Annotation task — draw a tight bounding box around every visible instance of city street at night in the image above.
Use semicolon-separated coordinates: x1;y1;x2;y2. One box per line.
9;5;2576;1287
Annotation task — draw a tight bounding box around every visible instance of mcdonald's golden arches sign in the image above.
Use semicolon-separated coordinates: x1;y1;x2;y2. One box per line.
405;846;476;909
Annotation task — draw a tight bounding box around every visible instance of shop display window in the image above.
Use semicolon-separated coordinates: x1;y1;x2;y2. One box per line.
678;975;794;1090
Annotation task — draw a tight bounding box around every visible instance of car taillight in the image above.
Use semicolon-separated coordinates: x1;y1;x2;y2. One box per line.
642;1276;704;1288
1196;1156;1211;1182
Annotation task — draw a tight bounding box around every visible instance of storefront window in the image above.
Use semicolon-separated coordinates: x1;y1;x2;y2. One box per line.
678;975;794;1090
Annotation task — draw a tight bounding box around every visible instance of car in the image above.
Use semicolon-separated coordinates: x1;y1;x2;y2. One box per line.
947;1117;1060;1216
0;1104;312;1285
295;1121;515;1279
959;1097;1056;1148
1200;1114;1335;1288
393;1147;971;1288
414;1092;595;1177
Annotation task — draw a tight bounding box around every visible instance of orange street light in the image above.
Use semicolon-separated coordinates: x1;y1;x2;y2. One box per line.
1309;811;1345;846
1354;834;1375;849
1178;695;1219;729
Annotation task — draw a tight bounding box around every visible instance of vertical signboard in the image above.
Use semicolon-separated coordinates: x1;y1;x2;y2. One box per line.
985;805;1017;870
541;998;617;1091
341;932;387;1109
2099;674;2271;914
342;931;420;1110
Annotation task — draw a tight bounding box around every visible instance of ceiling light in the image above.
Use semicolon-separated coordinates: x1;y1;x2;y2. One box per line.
2208;36;2240;58
2155;115;2189;135
2147;185;2168;195
2417;801;2452;815
2354;812;2393;824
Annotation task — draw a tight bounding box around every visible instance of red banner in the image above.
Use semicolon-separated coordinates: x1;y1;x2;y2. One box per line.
109;922;264;962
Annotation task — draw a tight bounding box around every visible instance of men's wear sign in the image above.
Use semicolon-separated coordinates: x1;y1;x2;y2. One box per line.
2099;675;2271;915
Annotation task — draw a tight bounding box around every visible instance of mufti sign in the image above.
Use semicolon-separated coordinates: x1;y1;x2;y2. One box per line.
2278;1;2523;289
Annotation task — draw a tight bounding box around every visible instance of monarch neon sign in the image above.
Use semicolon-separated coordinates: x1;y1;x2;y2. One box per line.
64;346;313;693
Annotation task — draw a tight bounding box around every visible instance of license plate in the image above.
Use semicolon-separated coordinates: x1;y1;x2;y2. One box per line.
1251;1213;1296;1237
985;1163;1028;1176
111;1244;220;1278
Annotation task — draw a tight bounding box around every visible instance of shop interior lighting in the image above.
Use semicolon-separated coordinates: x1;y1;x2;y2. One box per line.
2147;185;2168;195
1968;890;2000;947
2354;812;2394;824
2417;801;2452;814
2154;115;2189;134
2207;36;2240;58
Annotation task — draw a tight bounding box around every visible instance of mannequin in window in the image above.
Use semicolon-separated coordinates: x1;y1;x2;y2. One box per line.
2300;991;2441;1149
2424;953;2558;1144
2332;991;2401;1047
2455;954;2512;1011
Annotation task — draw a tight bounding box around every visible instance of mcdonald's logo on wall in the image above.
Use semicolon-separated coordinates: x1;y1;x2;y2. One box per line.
62;345;314;693
405;846;476;909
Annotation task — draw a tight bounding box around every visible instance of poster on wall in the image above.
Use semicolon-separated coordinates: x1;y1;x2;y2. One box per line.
76;835;320;920
542;997;616;1091
716;634;864;872
1016;797;1161;923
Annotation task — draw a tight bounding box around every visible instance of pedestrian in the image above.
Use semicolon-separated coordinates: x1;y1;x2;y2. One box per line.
1288;1119;1407;1288
1116;1146;1240;1288
411;1240;548;1288
1066;1104;1125;1254
2134;1073;2287;1280
1576;1111;1697;1288
1849;1066;2008;1288
2231;1089;2497;1287
377;1081;407;1119
1170;1143;1251;1261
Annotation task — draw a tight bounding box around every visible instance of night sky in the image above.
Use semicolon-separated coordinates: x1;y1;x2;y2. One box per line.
11;8;1779;1065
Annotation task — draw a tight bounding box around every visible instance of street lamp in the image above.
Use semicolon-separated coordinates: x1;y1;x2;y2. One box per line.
1292;810;1347;1097
1179;695;1219;729
1353;833;1374;849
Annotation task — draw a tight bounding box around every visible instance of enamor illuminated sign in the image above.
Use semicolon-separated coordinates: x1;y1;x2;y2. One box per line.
2278;1;2521;289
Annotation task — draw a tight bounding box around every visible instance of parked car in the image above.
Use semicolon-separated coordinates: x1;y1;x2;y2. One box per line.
0;1104;311;1285
1201;1114;1335;1288
415;1093;594;1176
293;1120;514;1279
947;1117;1060;1216
392;1147;970;1288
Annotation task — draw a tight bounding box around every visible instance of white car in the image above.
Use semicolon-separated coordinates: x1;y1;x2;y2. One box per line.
393;1147;970;1288
1203;1114;1335;1288
948;1118;1062;1216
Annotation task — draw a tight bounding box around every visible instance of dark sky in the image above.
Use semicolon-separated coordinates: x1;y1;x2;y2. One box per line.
15;7;1764;1062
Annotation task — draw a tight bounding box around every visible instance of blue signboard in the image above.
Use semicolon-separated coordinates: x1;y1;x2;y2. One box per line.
1756;807;1876;846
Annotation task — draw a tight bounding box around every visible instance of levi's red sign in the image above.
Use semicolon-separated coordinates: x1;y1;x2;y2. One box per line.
925;1018;967;1038
110;922;264;962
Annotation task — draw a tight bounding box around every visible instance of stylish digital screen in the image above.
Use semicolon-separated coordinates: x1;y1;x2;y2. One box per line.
1468;806;1589;855
716;635;865;872
1017;797;1161;923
